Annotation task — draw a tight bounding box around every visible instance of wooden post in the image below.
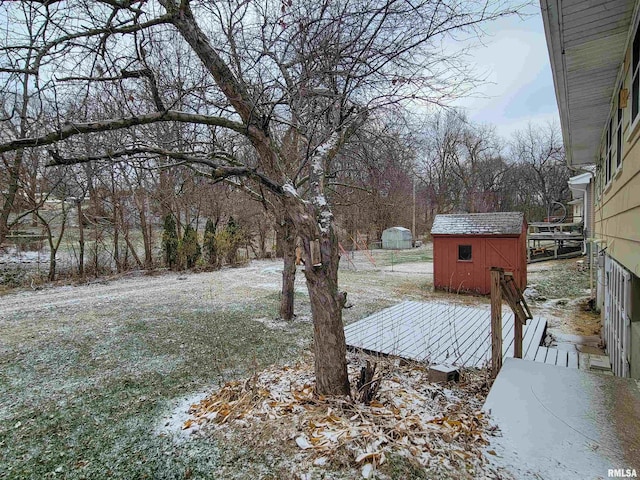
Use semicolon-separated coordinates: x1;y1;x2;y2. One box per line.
514;316;523;359
500;273;525;359
490;268;503;378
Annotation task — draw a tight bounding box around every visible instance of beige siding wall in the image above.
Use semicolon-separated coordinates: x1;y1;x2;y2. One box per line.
594;46;640;278
595;147;640;276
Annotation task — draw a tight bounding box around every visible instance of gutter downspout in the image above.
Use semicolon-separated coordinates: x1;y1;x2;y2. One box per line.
568;166;596;298
570;184;589;255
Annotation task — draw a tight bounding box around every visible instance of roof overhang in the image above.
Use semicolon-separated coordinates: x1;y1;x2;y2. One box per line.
568;171;592;199
568;171;592;187
540;0;637;167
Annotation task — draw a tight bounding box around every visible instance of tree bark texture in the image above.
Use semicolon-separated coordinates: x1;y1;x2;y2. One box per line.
76;200;85;279
278;220;297;321
301;227;350;396
0;150;24;247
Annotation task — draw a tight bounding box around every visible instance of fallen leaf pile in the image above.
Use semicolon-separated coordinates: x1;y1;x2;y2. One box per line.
183;353;504;479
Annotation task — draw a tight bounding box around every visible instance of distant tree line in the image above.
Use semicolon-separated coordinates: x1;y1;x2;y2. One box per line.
1;106;569;282
330;110;570;245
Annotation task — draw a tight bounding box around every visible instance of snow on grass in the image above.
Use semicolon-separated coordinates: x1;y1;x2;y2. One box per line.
0;268;310;478
156;390;213;443
0;255;502;479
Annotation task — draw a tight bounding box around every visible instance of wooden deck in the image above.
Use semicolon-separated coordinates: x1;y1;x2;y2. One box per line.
344;301;565;368
531;345;579;368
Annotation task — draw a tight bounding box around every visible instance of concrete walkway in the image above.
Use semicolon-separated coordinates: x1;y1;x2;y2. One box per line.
484;358;640;479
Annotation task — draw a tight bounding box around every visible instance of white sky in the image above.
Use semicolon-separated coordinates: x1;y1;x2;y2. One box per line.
452;4;560;141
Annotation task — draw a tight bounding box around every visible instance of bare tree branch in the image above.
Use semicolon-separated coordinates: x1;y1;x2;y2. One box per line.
0;111;247;153
46;147;284;196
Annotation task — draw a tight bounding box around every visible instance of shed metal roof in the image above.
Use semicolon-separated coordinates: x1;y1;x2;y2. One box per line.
383;226;410;232
431;212;524;236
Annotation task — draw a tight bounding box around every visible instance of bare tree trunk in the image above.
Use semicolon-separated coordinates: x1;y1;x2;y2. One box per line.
0;150;24;247
301;231;350;396
48;244;57;281
136;191;153;268
280;223;297;321
275;226;284;258
76;200;85;279
113;201;121;272
117;199;143;269
38;200;68;282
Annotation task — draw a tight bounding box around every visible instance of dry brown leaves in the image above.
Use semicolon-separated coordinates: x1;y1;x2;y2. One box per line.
184;354;500;479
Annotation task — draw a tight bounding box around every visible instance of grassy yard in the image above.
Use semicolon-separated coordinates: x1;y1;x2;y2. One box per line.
0;271;315;479
370;248;433;267
1;258;448;479
529;261;591;299
0;255;595;478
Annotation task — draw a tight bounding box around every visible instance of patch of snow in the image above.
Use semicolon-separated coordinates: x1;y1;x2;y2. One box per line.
155;390;211;443
311;156;323;176
282;182;299;197
260;266;283;274
313;194;327;207
318;210;333;233
252;317;290;330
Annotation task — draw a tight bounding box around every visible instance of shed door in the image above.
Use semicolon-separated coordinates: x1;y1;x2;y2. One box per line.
484;238;517;292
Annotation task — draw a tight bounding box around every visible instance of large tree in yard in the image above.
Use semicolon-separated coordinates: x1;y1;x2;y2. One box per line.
0;0;523;395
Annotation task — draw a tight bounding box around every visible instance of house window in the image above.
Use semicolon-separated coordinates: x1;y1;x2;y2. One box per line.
458;245;472;261
616;90;623;169
595;161;602;203
606;117;613;183
633;24;640;123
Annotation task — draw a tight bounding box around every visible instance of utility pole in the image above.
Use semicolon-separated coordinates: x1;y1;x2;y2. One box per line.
412;177;416;246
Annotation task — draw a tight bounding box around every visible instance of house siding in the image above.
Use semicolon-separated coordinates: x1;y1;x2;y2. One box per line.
592;30;640;378
594;45;640;278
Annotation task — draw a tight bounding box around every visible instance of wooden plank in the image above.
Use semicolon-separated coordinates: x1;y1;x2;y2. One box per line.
545;348;559;365
395;303;445;361
534;346;548;363
424;304;482;352
432;307;488;365
453;313;494;366
345;302;420;348
521;317;541;359
567;351;579;369
556;349;569;367
408;302;479;362
456;309;513;366
491;268;503;377
376;302;439;358
345;301;555;370
345;301;488;364
524;318;547;360
502;314;516;360
374;302;430;356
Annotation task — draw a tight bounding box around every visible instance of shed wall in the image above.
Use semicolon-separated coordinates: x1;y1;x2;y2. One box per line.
381;229;412;249
433;234;526;295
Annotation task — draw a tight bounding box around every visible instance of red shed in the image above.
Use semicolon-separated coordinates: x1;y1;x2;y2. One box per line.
431;212;527;295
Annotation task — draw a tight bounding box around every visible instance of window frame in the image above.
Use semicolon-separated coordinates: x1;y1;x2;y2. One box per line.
629;19;640;137
457;244;472;262
595;160;602;204
606;116;613;184
616;88;623;173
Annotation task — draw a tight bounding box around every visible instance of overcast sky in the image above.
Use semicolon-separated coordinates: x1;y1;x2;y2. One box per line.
452;5;561;141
